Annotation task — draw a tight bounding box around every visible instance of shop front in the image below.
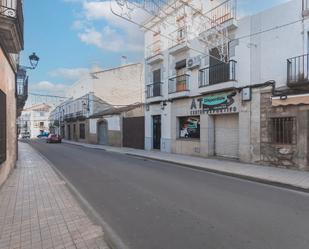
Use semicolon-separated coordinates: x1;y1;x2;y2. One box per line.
171;91;243;159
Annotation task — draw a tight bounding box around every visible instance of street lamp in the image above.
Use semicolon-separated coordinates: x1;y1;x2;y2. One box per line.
19;52;40;70
28;52;40;69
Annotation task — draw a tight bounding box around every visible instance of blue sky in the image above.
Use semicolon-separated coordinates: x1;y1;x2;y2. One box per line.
21;0;289;96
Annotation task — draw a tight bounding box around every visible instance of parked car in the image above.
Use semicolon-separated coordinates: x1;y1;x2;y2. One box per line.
37;132;49;138
46;134;62;143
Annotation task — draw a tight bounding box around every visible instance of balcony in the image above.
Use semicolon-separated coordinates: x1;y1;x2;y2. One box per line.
199;60;236;86
287;54;309;87
0;0;24;53
168;74;190;99
16;68;28;116
146;82;163;103
168;27;189;55
146;40;164;64
199;0;237;40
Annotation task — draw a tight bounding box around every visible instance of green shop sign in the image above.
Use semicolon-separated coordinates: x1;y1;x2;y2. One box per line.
190;91;237;115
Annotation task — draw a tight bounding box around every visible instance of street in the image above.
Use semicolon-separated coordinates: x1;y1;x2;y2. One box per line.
27;139;309;249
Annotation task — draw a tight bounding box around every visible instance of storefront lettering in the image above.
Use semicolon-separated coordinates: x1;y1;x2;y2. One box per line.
190;92;238;115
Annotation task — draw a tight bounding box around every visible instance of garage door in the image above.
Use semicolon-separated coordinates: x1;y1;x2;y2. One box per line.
215;114;239;158
123;117;145;149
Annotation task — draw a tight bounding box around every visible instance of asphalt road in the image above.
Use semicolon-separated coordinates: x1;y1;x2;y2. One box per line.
27;139;309;249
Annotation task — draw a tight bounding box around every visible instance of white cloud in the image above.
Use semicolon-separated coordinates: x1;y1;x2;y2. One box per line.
67;0;147;53
78;26;143;52
30;81;69;94
49;68;89;80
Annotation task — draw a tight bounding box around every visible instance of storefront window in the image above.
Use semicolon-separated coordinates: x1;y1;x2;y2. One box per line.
179;116;200;139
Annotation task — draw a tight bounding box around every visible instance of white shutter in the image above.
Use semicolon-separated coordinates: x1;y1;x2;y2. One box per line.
215;114;239;158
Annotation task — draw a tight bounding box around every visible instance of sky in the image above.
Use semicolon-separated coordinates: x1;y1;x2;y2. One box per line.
21;0;290;97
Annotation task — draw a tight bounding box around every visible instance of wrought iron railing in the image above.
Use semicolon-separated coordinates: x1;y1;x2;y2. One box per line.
168;26;188;48
207;0;236;28
199;60;236;87
287;54;309;85
0;0;24;49
168;74;190;94
146;82;163;98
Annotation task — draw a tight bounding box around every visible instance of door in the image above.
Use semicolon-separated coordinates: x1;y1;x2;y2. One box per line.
123;117;145;149
153;115;161;150
175;59;187;91
67;125;71;140
98;121;108;145
214;114;239;158
153;69;161;97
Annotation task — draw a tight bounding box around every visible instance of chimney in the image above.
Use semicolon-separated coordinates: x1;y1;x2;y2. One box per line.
121;56;128;66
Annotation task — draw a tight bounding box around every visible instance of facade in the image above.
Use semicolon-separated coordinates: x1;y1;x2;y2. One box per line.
50;63;144;145
0;0;25;186
18;104;52;138
144;0;309;170
89;104;145;149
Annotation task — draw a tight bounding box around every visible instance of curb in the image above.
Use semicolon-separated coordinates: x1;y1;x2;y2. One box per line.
63;140;309;193
125;153;309;194
30;143;129;249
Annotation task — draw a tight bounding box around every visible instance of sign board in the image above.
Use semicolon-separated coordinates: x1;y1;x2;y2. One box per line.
190;91;239;115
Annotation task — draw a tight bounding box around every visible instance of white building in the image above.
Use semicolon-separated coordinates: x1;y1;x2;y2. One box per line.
144;0;309;170
19;103;52;138
50;63;144;145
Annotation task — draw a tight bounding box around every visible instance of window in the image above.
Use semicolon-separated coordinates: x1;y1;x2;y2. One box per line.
270;117;296;144
79;123;85;139
0;90;6;164
179;116;200;139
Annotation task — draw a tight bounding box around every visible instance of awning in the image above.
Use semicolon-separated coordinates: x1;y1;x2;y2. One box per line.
272;94;309;106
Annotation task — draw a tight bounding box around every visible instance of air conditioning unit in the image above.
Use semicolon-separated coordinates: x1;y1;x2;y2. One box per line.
187;56;201;70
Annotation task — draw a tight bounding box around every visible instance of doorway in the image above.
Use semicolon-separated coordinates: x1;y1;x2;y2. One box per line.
98;121;108;145
153;115;161;150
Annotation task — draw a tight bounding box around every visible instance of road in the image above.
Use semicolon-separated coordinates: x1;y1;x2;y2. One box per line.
27;139;309;249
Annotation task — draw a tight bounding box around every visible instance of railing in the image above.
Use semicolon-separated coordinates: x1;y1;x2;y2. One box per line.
207;0;236;28
168;26;188;48
146;82;163;98
168;74;189;94
199;60;236;87
146;40;163;59
0;0;24;49
287;54;309;85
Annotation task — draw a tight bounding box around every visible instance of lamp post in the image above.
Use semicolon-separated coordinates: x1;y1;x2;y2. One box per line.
20;52;40;70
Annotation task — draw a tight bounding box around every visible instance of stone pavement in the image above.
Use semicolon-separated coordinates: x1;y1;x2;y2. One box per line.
63;140;309;191
0;142;109;249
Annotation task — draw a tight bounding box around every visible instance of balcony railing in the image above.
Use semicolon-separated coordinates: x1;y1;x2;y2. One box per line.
199;60;236;87
206;0;236;29
168;74;190;94
146;40;163;59
287;54;309;85
0;0;24;52
169;26;188;48
146;82;163;98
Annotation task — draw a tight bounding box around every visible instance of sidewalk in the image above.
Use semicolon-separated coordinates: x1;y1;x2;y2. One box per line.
0;142;109;249
63;140;309;191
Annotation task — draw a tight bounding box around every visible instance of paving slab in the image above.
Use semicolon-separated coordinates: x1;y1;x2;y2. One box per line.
0;142;109;249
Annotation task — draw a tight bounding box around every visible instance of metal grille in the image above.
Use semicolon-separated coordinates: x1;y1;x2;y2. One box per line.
0;90;7;164
270;117;296;145
123;117;145;149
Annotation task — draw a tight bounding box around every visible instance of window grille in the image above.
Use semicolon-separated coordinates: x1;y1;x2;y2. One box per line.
270;117;296;145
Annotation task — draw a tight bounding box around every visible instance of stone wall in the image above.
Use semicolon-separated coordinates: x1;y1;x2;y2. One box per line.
0;47;17;186
260;90;309;170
